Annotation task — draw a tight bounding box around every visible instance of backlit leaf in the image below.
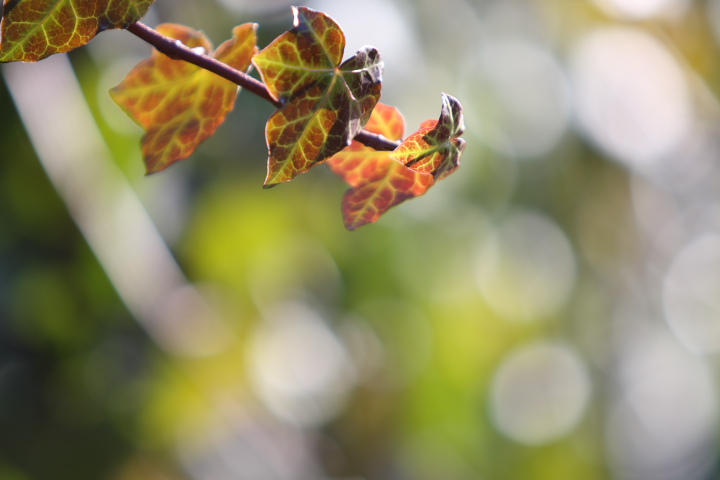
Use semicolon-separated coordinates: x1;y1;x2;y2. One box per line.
0;0;155;62
253;6;383;188
328;103;434;230
390;93;466;181
110;23;257;174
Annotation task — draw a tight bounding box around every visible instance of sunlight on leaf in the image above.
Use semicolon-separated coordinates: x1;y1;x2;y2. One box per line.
391;93;466;181
253;6;383;188
0;0;155;62
110;23;257;173
327;103;434;230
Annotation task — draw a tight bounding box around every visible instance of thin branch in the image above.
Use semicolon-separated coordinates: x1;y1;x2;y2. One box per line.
126;22;279;107
125;22;401;152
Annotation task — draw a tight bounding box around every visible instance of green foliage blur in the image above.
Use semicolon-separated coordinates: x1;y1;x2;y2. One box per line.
3;0;720;479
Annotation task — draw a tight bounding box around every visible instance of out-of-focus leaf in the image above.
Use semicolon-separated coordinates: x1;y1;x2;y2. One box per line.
328;103;434;230
110;23;257;173
391;93;466;181
0;0;155;62
253;6;383;188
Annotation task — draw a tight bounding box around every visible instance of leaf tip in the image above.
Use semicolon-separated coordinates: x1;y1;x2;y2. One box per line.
439;92;465;136
263;176;281;189
144;156;168;175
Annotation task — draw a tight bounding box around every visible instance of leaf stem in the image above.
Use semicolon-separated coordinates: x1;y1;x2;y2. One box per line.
125;22;401;152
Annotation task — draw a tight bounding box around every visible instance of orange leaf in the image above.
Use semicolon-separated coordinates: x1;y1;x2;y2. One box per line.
110;23;257;173
328;103;435;230
391;93;466;181
340;158;434;230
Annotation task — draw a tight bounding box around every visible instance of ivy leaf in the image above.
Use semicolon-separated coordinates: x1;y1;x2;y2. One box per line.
390;93;466;181
328;103;434;230
110;23;257;174
252;6;383;188
0;0;155;62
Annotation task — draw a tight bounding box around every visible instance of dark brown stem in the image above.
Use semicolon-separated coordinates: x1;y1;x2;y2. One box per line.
125;22;401;152
126;22;280;107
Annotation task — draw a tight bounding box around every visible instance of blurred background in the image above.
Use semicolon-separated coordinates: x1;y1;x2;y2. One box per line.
2;0;720;478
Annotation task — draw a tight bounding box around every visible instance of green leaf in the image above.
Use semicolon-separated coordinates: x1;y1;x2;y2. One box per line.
110;23;258;173
0;0;155;62
252;6;383;188
328;103;434;230
390;93;466;181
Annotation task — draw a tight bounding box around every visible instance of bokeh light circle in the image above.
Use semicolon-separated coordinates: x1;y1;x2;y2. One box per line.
248;303;355;427
475;209;576;322
606;331;718;480
663;234;720;354
489;341;591;445
571;26;693;171
462;39;571;159
591;0;690;20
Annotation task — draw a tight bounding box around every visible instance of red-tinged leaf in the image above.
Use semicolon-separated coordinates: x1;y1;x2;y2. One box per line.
0;0;155;62
327;103;435;230
364;101;405;144
391;93;466;181
329;103;404;188
252;6;383;188
341;157;435;230
110;23;257;173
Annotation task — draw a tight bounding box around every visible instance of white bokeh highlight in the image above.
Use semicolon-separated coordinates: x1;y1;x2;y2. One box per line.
489;341;591;445
591;0;690;20
571;27;693;171
475;209;576;322
663;234;720;354
607;330;718;480
248;303;355;427
465;39;571;159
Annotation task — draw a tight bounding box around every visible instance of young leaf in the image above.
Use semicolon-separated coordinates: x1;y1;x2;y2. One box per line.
252;6;383;188
110;23;258;174
327;103;434;230
390;93;466;181
0;0;155;62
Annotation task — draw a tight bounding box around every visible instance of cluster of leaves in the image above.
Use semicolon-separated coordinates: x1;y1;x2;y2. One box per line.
1;1;466;230
329;97;463;229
